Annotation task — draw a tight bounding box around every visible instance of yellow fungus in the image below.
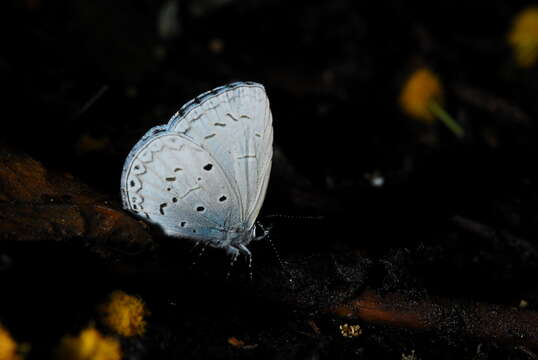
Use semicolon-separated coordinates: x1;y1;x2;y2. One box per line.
339;323;362;338
399;68;442;123
399;68;464;138
0;326;21;360
55;327;121;360
508;7;538;67
99;290;148;337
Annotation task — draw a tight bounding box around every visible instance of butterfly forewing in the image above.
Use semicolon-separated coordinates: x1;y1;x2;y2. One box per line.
169;83;272;226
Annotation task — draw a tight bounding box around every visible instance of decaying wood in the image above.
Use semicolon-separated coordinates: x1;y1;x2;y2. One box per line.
0;146;153;258
332;289;538;349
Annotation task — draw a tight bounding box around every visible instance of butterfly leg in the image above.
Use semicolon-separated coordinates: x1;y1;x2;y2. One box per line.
238;244;251;257
225;246;240;264
225;246;240;279
238;244;253;281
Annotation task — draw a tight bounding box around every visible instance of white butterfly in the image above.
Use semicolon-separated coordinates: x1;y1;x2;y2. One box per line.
121;82;273;260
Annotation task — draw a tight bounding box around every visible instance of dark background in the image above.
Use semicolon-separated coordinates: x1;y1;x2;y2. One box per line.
1;0;538;359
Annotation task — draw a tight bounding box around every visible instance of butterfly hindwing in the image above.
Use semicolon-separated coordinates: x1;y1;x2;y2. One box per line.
121;132;242;241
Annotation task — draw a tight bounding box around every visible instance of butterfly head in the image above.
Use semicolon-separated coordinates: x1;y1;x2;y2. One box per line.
210;222;267;249
225;225;256;247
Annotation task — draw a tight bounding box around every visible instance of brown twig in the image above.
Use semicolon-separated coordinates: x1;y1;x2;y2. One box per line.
331;289;538;349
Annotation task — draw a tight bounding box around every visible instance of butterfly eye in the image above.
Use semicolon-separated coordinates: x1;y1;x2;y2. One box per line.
203;163;213;171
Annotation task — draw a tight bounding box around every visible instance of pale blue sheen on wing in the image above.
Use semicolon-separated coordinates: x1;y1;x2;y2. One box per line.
121;132;241;241
169;83;272;226
120;82;273;248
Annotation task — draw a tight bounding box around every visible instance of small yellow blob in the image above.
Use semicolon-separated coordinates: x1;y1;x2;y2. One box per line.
55;327;121;360
339;323;362;338
399;68;443;124
399;68;464;138
0;326;21;360
508;7;538;67
99;290;148;337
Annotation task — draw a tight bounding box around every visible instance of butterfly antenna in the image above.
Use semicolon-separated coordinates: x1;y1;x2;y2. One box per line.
264;214;324;221
266;233;295;286
238;244;254;282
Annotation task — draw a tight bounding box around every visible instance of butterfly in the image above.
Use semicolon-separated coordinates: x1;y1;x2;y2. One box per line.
120;82;273;260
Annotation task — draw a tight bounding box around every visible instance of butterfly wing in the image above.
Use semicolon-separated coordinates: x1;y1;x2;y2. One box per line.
121;132;242;241
168;82;273;228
